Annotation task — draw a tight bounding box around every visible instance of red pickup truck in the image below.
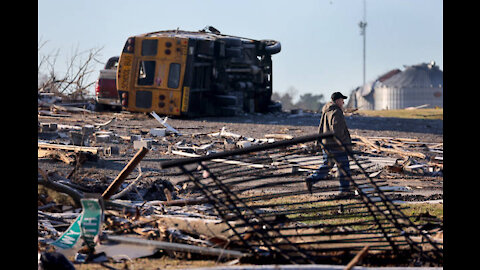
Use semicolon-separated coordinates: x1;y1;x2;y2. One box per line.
94;56;121;111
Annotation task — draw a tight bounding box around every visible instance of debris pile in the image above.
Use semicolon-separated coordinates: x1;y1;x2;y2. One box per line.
38;111;443;268
352;135;443;177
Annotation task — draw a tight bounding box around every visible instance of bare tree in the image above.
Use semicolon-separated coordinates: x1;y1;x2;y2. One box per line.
38;39;104;101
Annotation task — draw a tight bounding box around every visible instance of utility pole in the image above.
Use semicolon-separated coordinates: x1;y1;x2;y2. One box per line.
358;0;367;87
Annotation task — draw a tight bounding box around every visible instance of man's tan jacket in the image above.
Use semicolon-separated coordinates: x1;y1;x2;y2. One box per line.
317;101;352;151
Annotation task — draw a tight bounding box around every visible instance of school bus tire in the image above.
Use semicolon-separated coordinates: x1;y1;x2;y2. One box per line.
261;40;281;55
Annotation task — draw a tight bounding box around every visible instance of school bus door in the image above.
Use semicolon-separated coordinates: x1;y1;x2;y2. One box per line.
132;58;184;115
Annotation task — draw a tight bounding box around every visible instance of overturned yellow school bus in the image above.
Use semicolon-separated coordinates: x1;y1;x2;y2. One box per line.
116;26;281;117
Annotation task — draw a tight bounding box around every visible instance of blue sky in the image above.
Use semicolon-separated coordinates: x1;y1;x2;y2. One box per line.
38;0;442;102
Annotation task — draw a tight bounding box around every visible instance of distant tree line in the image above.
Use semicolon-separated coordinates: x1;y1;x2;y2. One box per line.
272;86;326;112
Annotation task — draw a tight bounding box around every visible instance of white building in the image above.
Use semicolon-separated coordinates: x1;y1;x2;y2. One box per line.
347;62;443;110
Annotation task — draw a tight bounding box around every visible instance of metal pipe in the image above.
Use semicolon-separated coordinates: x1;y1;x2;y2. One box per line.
105;235;246;259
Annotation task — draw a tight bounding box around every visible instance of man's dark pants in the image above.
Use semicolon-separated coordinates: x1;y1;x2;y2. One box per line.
307;149;351;192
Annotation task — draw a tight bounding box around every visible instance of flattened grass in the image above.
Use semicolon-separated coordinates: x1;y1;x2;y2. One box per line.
357;108;443;120
248;195;443;228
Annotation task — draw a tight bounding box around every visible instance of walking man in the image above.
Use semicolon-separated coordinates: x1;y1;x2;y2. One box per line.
306;92;353;196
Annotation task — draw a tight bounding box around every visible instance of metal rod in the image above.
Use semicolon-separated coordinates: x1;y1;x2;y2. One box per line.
105;235;246;259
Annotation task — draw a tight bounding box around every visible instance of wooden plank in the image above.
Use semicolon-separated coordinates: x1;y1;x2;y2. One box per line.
172;150;267;169
428;162;443;169
38;149;76;164
353;135;418;142
38;142;101;155
102;147;149;200
264;134;293;140
429;143;443;149
345;245;370;270
146;198;210;207
52;104;93;114
150;112;181;135
38;113;72;119
155;215;243;240
352;135;426;159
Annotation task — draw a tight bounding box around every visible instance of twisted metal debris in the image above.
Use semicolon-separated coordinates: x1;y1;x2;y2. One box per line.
159;132;443;265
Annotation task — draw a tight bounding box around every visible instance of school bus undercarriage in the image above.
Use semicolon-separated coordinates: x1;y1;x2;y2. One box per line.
117;26;282;117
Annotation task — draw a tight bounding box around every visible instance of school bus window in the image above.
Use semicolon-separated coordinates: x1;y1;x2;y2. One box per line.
137;61;156;86
141;39;158;56
168;63;181;89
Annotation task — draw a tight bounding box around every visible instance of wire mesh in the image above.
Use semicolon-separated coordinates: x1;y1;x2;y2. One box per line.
159;133;443;265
